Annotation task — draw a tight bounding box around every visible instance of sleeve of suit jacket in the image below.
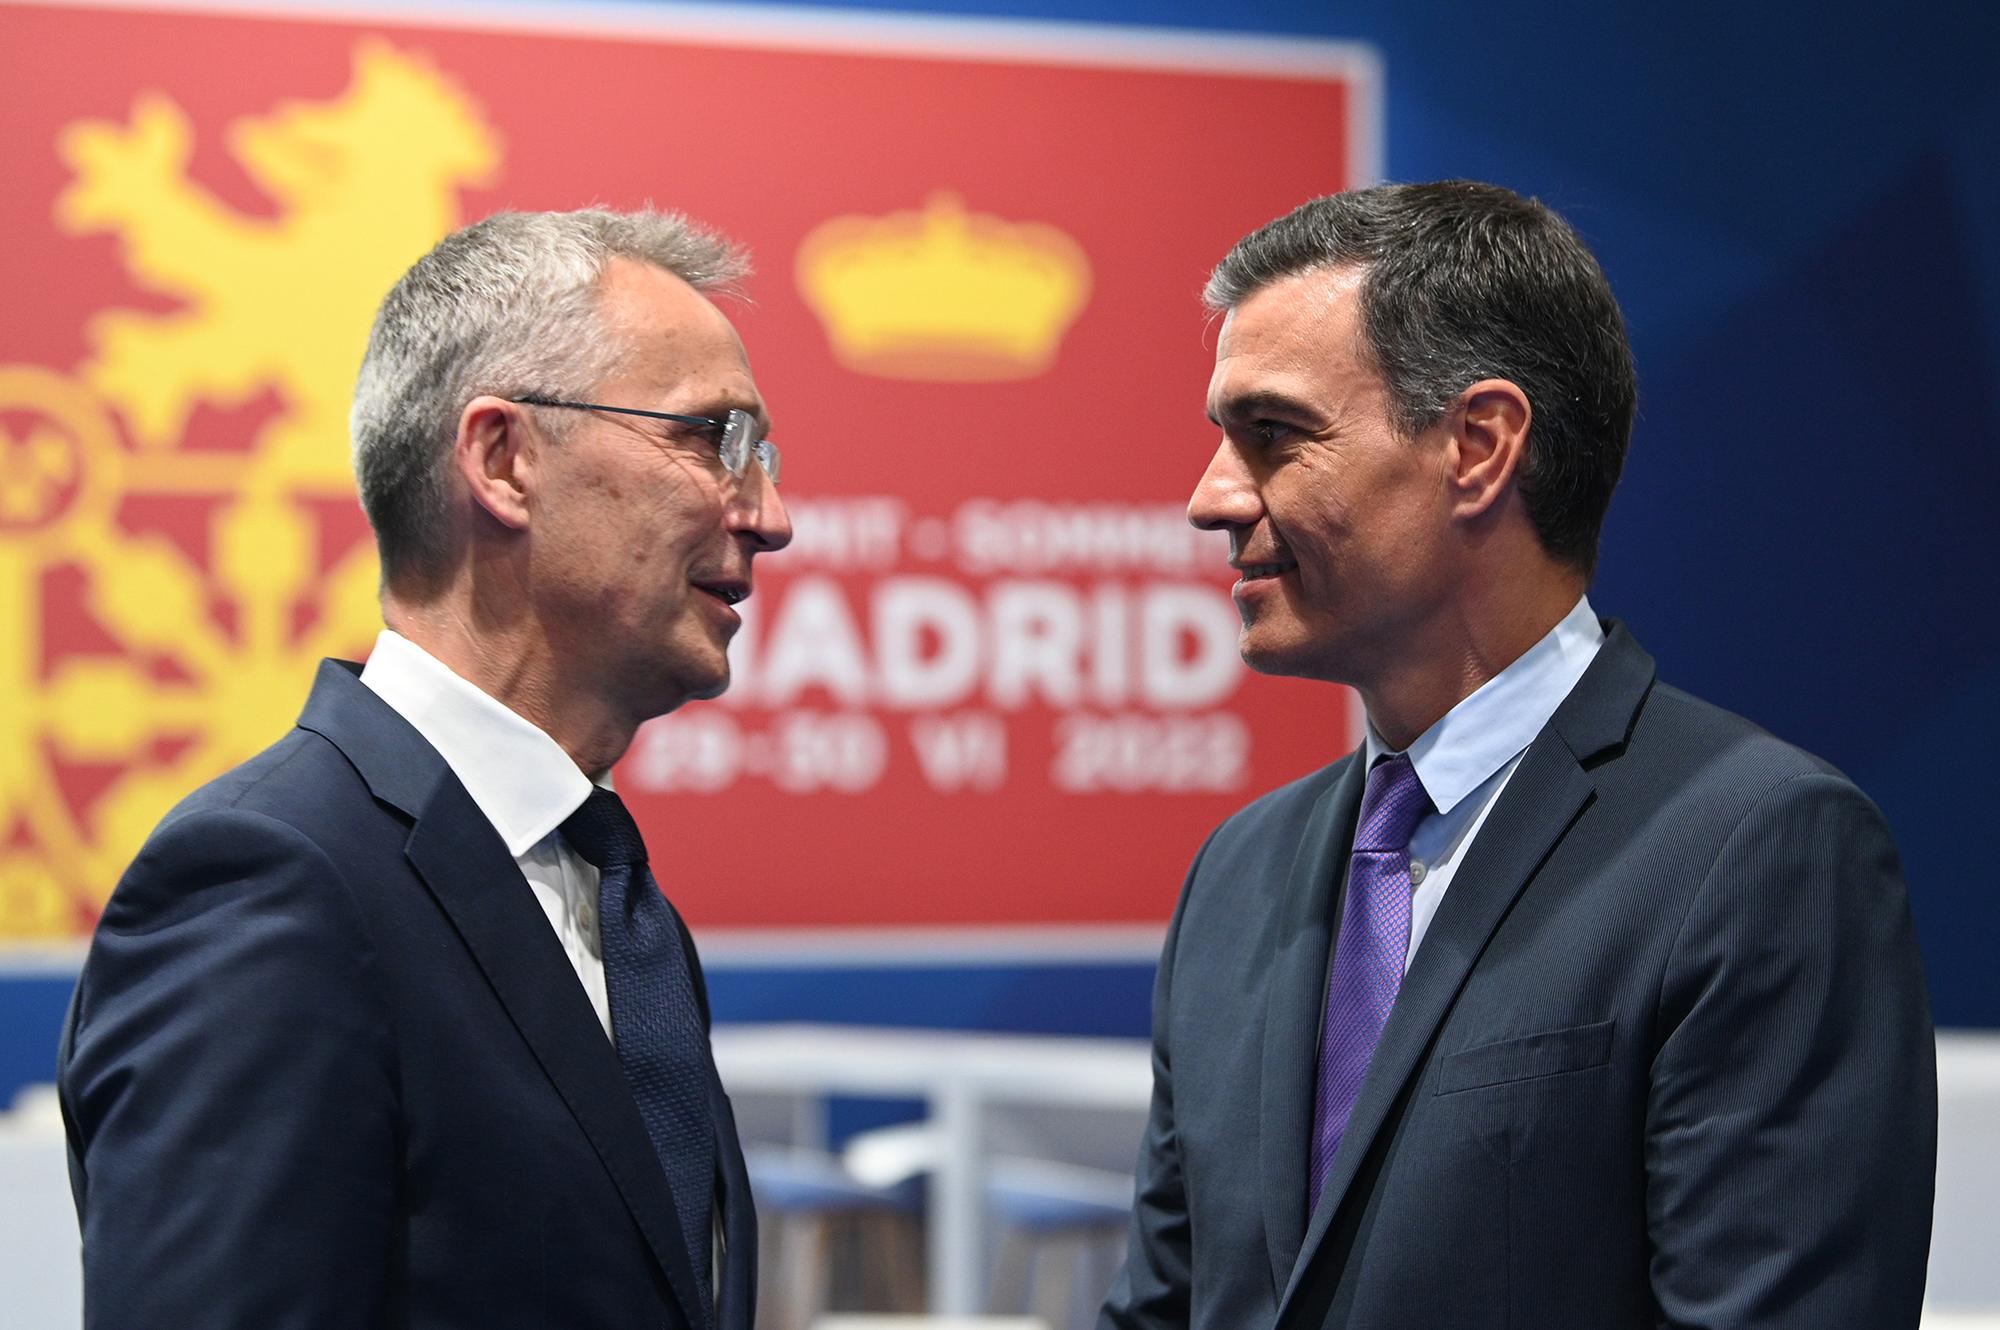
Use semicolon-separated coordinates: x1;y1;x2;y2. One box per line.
62;803;399;1328
1646;772;1936;1327
1099;832;1211;1330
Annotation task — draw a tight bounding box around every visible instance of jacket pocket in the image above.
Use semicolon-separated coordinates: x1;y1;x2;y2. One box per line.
1435;1020;1615;1094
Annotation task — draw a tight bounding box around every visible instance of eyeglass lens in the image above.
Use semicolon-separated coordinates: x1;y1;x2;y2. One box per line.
720;409;780;484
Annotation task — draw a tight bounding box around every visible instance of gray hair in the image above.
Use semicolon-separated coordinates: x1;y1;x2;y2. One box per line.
350;208;750;586
1206;182;1636;576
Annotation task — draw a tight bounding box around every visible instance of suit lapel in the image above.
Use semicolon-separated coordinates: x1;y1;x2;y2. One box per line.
711;1076;757;1330
404;781;708;1329
299;662;708;1330
1257;755;1365;1297
1274;625;1656;1321
669;895;756;1330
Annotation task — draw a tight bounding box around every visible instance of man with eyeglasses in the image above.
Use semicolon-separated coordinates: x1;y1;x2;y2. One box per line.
59;209;789;1329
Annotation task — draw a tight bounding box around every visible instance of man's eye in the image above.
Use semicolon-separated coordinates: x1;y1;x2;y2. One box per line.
671;419;726;450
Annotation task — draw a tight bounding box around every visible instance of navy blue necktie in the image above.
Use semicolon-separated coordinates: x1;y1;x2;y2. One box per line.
562;788;715;1326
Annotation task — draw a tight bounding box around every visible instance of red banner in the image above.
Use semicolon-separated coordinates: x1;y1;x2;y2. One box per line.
0;1;1377;933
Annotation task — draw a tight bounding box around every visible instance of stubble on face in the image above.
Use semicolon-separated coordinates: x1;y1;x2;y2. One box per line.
1200;266;1454;691
529;259;777;728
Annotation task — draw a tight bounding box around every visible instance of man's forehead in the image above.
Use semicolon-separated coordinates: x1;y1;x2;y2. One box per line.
1219;266;1362;347
1207;267;1368;407
596;258;760;407
1207;309;1315;409
600;257;735;339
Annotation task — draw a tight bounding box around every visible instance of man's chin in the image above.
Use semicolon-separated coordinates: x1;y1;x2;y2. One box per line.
685;662;731;703
680;656;736;704
1237;629;1337;683
635;659;731;720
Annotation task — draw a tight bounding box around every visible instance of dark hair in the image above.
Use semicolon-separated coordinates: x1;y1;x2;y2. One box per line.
1206;181;1636;575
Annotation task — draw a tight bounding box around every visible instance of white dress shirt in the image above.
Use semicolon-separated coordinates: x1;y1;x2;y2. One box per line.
359;630;614;1038
1362;597;1606;971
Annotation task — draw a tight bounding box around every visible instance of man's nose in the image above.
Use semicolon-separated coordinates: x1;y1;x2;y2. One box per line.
1188;439;1260;532
729;470;792;552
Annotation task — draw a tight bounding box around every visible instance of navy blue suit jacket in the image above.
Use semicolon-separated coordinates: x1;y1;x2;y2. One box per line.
60;660;755;1329
1102;623;1935;1329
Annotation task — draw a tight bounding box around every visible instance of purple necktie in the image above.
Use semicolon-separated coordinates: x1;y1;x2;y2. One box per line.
1309;753;1430;1213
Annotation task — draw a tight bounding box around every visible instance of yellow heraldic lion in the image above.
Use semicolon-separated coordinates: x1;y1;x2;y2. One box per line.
55;38;501;485
0;40;502;937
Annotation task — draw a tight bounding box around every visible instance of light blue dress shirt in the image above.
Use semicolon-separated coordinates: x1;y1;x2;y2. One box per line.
1361;597;1605;971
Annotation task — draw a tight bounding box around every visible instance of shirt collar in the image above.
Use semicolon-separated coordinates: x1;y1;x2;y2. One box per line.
358;629;596;856
1365;596;1606;815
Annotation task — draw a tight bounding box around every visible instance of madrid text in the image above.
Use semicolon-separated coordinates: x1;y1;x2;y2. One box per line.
626;497;1255;795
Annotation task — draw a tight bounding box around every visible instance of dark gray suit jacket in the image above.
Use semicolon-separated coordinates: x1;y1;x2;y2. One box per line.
60;660;755;1329
1102;623;1934;1329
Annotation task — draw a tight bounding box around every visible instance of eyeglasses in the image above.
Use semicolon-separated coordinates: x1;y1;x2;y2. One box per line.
512;397;780;483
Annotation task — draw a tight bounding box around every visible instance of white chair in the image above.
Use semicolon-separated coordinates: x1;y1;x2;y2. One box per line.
844;1118;1134;1329
1928;1033;2000;1319
0;1083;81;1327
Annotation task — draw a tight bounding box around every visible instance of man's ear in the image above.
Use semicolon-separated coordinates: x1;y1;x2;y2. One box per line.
455;396;535;531
1446;378;1532;521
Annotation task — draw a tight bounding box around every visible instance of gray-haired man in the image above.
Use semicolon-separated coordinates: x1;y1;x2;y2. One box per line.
62;209;789;1329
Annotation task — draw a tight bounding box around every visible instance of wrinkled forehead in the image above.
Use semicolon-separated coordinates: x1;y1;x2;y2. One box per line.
1216;265;1365;352
594;258;737;352
594;258;763;410
1208;268;1367;404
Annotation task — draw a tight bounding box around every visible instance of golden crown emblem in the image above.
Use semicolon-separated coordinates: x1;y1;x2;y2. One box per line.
795;194;1092;382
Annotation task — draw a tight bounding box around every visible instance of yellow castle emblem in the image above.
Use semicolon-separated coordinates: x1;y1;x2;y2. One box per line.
795;194;1092;382
0;40;500;937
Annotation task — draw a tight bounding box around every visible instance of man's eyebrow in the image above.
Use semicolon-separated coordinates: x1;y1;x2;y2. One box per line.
1208;389;1316;428
677;398;771;434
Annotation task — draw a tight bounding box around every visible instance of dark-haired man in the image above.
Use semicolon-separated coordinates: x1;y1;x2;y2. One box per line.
61;209;789;1328
1102;182;1934;1329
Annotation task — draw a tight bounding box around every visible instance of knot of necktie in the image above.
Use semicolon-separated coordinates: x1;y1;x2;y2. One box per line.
1350;754;1431;853
560;787;649;872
